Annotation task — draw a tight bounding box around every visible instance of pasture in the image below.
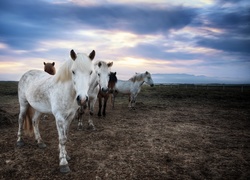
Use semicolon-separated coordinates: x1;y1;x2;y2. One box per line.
0;81;250;179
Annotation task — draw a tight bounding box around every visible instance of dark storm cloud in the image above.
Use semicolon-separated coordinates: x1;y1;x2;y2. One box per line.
193;2;250;55
197;37;250;54
205;8;250;36
0;0;197;49
216;0;247;4
0;0;76;49
75;5;197;34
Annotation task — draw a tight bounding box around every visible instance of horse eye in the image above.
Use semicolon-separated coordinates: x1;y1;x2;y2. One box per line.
72;70;75;75
98;73;100;76
90;71;93;75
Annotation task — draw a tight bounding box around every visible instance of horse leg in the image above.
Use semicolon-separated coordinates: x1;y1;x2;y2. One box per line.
111;92;117;109
65;114;74;161
111;94;114;109
131;94;137;109
32;110;46;148
55;116;70;173
98;96;102;117
88;98;96;130
128;94;132;108
102;95;109;117
17;101;29;147
77;106;85;130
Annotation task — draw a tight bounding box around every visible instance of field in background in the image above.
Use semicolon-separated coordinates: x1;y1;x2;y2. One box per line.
0;81;250;179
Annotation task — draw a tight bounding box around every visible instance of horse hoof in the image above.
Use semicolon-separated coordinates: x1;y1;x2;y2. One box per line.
38;142;46;149
17;140;25;147
87;125;96;131
60;165;70;173
77;126;83;131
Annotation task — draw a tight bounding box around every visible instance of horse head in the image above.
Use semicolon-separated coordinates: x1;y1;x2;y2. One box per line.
95;61;113;93
70;49;95;106
44;62;56;75
144;71;154;87
108;72;117;93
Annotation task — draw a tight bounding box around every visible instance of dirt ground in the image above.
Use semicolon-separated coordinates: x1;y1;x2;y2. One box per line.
0;82;250;179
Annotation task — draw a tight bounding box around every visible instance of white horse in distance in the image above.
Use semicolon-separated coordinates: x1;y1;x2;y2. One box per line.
112;71;154;108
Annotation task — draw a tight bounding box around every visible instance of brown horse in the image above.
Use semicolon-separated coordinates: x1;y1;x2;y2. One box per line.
44;62;56;75
41;62;56;121
98;72;117;117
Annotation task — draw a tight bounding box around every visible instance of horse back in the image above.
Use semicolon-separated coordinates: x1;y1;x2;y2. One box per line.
19;70;50;92
18;70;53;113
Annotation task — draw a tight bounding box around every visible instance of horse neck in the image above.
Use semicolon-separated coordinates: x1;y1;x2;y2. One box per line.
130;74;145;87
89;72;99;90
108;79;116;90
135;79;144;87
54;60;72;83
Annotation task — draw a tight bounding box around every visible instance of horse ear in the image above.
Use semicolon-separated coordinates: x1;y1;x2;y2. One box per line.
52;62;55;66
145;71;149;74
70;49;77;60
89;50;95;60
107;62;113;67
98;61;102;67
44;62;46;65
114;72;116;75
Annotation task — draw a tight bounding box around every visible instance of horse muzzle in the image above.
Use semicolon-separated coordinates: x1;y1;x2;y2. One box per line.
76;95;88;106
101;87;109;93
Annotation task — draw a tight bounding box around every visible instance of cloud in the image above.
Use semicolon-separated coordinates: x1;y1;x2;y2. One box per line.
67;4;198;35
123;42;200;61
0;0;249;83
0;0;198;50
216;0;248;5
205;8;250;36
196;37;250;54
192;3;250;54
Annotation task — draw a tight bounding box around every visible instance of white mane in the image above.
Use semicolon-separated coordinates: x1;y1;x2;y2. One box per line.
55;53;93;83
129;73;146;82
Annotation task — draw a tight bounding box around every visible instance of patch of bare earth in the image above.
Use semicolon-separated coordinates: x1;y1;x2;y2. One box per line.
0;84;250;179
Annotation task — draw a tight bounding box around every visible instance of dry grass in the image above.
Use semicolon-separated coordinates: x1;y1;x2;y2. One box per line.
0;82;250;179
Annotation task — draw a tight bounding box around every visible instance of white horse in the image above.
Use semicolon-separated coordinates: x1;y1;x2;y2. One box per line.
76;61;113;130
16;49;95;173
112;71;154;108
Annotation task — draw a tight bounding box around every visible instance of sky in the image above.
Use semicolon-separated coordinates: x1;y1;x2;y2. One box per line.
0;0;250;84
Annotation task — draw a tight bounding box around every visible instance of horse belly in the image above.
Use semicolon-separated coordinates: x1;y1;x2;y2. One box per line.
115;81;131;94
30;102;52;114
26;89;52;113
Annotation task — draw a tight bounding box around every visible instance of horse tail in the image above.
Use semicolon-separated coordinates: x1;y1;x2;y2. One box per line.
23;104;34;137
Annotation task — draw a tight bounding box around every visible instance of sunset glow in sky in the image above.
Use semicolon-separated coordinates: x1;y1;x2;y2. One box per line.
0;0;249;83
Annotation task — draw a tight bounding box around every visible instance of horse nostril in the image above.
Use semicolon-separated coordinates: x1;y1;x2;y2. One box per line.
102;88;108;93
85;96;89;102
76;95;81;102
